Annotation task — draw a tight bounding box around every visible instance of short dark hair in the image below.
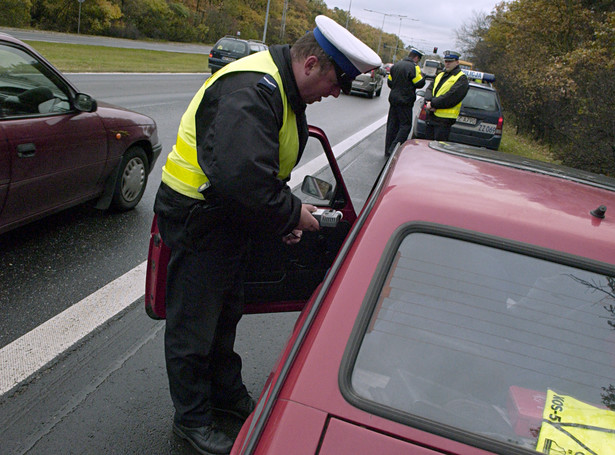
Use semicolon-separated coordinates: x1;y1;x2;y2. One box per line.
290;31;334;73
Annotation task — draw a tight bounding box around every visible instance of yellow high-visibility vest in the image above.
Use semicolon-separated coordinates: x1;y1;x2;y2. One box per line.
432;70;464;119
412;64;422;84
161;51;299;200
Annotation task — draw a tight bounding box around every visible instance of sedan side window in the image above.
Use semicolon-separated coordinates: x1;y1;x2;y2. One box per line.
0;44;71;119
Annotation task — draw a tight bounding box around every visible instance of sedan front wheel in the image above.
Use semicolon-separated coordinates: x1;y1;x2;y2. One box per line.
111;146;148;211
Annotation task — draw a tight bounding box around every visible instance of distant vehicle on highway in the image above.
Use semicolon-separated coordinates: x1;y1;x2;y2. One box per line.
421;59;442;79
0;33;161;234
350;66;386;99
208;36;268;73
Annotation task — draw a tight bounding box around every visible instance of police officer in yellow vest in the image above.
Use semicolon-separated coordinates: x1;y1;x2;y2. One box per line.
385;47;426;156
153;15;381;455
424;50;469;141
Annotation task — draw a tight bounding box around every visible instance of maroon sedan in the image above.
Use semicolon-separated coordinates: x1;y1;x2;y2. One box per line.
146;125;615;453
230;133;615;454
0;33;161;234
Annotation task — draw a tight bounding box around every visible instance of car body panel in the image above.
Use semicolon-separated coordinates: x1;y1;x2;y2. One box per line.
0;111;107;227
233;138;615;454
0;33;161;234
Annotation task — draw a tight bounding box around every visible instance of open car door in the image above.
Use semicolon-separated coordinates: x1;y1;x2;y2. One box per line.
145;126;357;319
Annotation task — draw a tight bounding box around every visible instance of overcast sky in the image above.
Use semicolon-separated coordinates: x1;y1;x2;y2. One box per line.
324;0;503;60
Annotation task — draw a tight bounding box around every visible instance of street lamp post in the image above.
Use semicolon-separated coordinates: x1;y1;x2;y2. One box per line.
262;0;271;43
77;0;85;34
393;16;418;62
364;9;407;56
345;0;353;29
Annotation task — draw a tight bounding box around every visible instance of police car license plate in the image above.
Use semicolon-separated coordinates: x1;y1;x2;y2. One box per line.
478;123;497;134
457;116;477;125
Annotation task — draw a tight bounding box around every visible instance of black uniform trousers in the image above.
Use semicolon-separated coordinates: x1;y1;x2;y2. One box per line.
157;195;249;428
425;115;456;141
385;101;415;155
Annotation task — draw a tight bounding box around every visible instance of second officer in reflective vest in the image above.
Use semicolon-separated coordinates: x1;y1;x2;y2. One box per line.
153;15;381;455
425;50;469;141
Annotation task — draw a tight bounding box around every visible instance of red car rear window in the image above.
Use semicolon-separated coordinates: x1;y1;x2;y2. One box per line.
350;232;615;452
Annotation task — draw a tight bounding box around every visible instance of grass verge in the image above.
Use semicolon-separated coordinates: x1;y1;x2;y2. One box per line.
499;123;559;164
25;40;210;73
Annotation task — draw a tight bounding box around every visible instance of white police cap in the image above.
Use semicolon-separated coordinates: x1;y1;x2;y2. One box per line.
313;15;382;90
409;47;425;58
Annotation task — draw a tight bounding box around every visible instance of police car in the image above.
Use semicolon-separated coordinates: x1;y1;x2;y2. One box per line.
412;71;503;150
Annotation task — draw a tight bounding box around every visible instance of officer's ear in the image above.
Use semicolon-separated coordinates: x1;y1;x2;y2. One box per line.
304;55;319;75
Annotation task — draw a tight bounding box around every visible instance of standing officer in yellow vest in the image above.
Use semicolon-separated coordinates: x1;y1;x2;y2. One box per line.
384;47;426;156
153;15;381;455
424;50;469;141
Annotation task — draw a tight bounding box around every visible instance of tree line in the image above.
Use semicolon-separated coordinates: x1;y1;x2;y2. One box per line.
1;0;405;62
2;0;613;174
459;0;614;175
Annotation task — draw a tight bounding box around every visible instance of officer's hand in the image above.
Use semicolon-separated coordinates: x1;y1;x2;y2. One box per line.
297;204;320;232
282;229;303;245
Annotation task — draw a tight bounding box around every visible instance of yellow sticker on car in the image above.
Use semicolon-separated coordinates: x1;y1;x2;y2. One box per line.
536;389;615;454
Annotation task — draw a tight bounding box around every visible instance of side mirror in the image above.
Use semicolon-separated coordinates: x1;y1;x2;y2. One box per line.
301;175;333;200
74;93;97;112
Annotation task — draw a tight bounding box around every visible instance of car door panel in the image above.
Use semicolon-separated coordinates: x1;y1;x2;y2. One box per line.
0;124;8;214
1;112;107;226
243;126;357;313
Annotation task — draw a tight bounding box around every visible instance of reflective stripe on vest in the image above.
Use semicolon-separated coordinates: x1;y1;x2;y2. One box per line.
412;64;422;85
161;51;298;200
432;70;464;119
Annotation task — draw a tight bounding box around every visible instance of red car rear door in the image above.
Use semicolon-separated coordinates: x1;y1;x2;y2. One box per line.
242;126;357;314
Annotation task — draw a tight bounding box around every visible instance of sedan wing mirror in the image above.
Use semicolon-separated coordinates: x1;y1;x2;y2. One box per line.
74;93;97;112
301;175;333;200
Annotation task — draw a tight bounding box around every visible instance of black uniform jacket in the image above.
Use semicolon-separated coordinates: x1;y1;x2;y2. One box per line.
387;57;426;106
155;45;307;237
426;66;469;111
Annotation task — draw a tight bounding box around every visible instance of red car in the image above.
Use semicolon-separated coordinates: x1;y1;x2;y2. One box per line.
0;33;161;234
232;132;615;454
147;127;615;453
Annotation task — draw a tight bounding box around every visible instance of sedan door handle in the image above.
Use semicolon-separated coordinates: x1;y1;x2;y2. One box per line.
17;143;36;158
